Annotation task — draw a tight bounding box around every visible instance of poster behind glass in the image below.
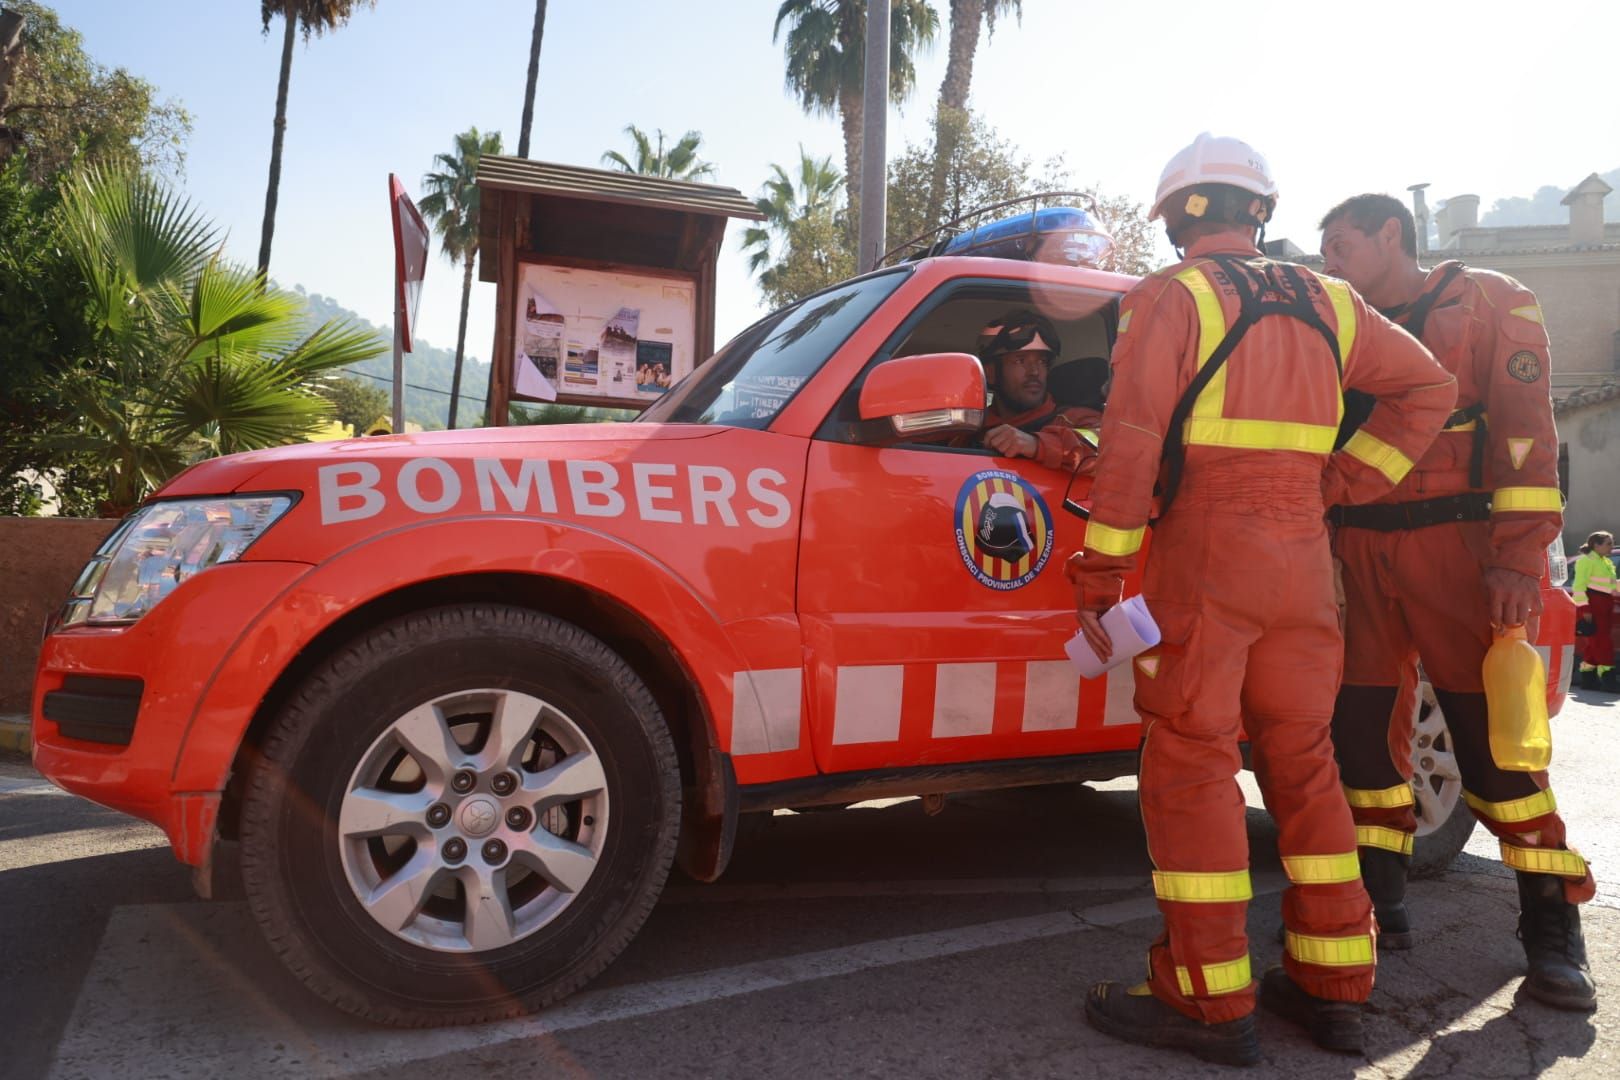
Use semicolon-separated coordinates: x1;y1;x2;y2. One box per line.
512;263;696;406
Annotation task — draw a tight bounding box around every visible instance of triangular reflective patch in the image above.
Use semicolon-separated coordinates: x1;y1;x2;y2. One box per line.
1510;304;1544;325
1136;655;1160;678
1508;438;1534;470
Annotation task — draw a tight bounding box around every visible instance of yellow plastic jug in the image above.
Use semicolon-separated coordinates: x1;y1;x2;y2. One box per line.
1483;625;1551;771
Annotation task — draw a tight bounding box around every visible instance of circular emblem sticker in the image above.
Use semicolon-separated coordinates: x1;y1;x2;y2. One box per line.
1506;350;1542;384
954;470;1054;590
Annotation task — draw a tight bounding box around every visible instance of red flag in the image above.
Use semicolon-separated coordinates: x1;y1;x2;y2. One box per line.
389;173;430;352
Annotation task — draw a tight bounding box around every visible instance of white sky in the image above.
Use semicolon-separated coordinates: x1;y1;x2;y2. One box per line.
50;0;1620;372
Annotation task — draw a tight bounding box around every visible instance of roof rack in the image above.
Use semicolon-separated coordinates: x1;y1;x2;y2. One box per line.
878;190;1102;268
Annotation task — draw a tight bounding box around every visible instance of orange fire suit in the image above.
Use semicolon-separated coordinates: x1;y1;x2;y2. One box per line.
976;395;1103;472
1331;262;1596;903
1067;232;1456;1023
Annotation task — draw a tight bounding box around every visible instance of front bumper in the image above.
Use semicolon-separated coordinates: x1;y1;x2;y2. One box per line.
32;560;311;864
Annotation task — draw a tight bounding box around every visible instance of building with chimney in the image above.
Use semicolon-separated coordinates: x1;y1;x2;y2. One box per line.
1269;172;1620;552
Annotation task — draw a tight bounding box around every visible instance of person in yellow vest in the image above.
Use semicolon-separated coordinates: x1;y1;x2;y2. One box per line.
1573;531;1617;692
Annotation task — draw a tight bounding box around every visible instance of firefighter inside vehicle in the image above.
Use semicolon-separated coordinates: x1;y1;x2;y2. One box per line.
30;196;1575;1029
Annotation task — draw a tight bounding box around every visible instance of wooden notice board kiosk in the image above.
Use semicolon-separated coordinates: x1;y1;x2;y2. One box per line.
476;157;764;422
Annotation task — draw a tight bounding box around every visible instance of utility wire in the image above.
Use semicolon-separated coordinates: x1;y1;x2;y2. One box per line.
333;366;487;406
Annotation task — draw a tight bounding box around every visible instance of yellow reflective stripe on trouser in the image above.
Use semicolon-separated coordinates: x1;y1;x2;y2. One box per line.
1500;843;1587;878
1465;789;1557;824
1356;825;1415;856
1282;851;1362;885
1174;265;1230;418
1175;955;1252;997
1342;429;1415;485
1181;417;1338;453
1152;869;1254;903
1286;930;1375;967
1493;487;1562;513
1343;783;1414;809
1318;277;1358;423
1086;521;1145;557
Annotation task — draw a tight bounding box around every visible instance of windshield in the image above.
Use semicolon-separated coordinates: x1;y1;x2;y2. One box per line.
638;268;908;428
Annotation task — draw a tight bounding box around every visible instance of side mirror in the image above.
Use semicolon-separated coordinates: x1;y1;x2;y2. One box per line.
857;353;986;441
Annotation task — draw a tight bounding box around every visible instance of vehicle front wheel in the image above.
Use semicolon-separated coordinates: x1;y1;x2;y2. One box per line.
1409;680;1477;878
238;604;680;1026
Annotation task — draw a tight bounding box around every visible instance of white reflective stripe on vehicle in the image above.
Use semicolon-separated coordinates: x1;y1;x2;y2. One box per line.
730;668;803;756
933;663;997;738
1023;661;1081;731
832;665;905;744
1559;644;1574;698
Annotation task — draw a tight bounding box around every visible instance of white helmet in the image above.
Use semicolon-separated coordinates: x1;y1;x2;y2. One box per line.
1149;133;1279;222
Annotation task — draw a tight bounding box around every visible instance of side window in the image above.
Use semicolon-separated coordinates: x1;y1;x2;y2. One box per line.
814;279;1122;449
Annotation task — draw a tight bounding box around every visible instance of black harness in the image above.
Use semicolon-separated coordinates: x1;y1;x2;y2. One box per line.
1157;255;1343;516
1334;262;1476;475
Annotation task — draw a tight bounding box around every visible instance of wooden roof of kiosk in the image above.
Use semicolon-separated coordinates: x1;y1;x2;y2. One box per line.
477;156;764;420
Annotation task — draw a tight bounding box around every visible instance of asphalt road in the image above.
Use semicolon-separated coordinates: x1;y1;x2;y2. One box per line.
3;687;1616;1080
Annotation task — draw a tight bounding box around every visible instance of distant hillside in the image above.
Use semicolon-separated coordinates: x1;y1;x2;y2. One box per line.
1480;167;1620;227
294;287;492;430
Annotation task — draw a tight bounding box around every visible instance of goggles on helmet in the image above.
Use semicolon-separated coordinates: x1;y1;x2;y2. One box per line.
978;313;1061;363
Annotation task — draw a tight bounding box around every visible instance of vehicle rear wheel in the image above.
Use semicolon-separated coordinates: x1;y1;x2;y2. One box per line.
238;604;680;1026
1409;680;1477;878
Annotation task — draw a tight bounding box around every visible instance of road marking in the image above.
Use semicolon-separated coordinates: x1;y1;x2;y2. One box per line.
662;874;1152;903
50;879;1283;1078
0;776;68;796
0;824;167;872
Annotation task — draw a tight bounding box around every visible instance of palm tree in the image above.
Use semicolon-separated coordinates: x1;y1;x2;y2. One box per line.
258;0;376;278
741;147;844;276
51;167;385;514
418;127;502;429
772;0;939;234
600;125;716;180
926;0;1020;223
516;0;547;157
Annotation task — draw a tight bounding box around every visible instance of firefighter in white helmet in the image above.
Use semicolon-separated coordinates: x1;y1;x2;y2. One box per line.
1071;133;1455;1063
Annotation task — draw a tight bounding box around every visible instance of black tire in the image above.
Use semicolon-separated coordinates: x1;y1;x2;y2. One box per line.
1410;789;1476;878
238;604;680;1026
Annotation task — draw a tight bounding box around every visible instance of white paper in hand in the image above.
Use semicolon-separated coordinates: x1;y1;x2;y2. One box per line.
1064;595;1162;680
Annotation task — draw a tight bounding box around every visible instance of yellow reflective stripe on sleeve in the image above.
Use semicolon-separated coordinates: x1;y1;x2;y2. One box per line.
1342;429;1416;485
1493;487;1563;513
1181;417;1338;454
1152;869;1254;903
1286;930;1375;967
1318;276;1358;374
1343;783;1414;809
1085;521;1146;557
1465;789;1557;824
1500;842;1587;879
1356;825;1415;856
1174;266;1230;419
1175;955;1252;997
1282;851;1362;885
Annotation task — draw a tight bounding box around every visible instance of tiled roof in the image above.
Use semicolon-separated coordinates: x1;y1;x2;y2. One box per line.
475;156;763;220
1555;379;1620;415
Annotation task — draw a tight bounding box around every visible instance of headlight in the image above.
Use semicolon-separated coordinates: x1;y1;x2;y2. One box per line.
57;496;293;629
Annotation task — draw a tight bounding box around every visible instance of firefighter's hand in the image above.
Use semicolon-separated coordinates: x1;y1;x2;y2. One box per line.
1077;609;1113;663
984;425;1038;459
1483;566;1541;630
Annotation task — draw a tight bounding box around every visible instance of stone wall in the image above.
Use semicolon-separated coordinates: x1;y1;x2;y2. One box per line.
1558;399;1620;554
0;518;118;714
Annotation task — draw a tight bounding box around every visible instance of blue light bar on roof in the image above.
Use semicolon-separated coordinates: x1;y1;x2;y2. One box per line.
938;206;1115;268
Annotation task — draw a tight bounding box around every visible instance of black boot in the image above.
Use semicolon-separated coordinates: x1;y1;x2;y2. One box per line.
1085;981;1261;1066
1600;669;1620;694
1361;847;1415;950
1516;871;1598;1011
1577;667;1601;691
1259;967;1365;1054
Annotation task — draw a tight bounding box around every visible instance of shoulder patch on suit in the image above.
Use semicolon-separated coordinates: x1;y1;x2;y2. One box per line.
1508;438;1534;471
1507;351;1543;383
1117;309;1133;335
1510;304;1544;325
